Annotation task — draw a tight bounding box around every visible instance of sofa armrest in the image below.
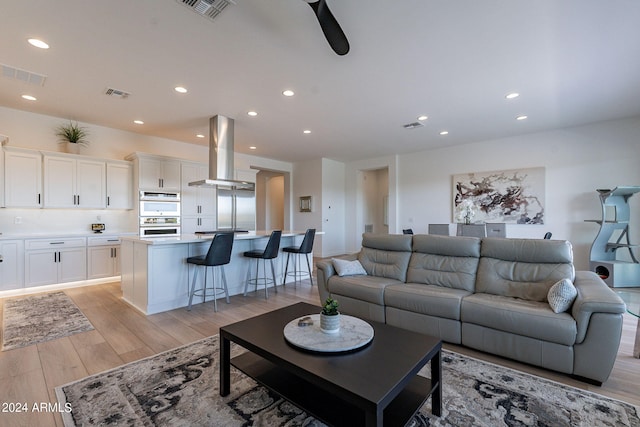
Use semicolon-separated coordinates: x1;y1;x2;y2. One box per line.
316;254;358;303
571;270;626;343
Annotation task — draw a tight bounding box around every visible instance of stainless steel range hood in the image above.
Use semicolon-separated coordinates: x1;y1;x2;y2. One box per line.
188;115;255;190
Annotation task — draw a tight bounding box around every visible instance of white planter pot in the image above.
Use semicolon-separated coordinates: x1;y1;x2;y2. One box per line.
320;313;340;334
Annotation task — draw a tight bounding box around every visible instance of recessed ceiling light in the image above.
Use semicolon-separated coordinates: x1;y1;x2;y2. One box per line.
439;131;449;136
516;115;528;121
196;134;205;138
417;115;428;121
303;130;311;134
249;146;257;150
21;94;37;101
27;38;49;49
133;120;144;125
282;89;295;97
174;86;188;94
247;111;258;117
505;92;520;99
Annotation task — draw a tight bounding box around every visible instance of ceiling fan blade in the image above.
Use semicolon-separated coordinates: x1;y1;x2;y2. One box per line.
306;0;350;55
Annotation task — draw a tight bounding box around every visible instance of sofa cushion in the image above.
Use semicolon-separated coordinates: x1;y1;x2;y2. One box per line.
332;258;367;277
476;238;576;301
385;283;470;320
461;293;577;346
328;275;402;305
362;232;413;252
547;278;578;313
407;235;481;292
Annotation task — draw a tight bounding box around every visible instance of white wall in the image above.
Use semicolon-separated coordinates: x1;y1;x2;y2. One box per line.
291;158;346;257
385;117;640;270
321;158;346;257
292;159;323;253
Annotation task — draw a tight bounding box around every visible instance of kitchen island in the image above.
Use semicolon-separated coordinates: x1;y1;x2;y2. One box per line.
119;231;311;315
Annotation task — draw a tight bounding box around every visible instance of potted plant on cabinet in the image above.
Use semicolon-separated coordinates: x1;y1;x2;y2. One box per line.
320;297;340;334
55;121;89;154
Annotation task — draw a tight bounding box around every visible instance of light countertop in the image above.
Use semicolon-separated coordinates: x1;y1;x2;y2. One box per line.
119;231;311;245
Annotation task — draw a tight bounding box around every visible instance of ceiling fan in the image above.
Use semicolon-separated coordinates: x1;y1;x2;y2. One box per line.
303;0;350;55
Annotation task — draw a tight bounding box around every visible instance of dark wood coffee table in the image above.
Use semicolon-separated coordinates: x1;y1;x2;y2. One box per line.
220;302;442;427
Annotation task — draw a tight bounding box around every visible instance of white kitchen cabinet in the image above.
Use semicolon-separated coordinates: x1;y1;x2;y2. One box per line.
87;236;121;279
181;161;216;233
4;147;42;208
43;154;106;208
24;238;87;287
138;156;181;191
106;161;133;209
0;240;24;291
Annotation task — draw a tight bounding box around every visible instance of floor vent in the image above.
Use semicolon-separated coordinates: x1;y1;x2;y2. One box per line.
104;87;131;99
1;63;47;86
176;0;235;22
403;121;424;130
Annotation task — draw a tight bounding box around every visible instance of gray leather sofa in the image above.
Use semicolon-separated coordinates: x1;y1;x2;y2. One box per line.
316;233;626;384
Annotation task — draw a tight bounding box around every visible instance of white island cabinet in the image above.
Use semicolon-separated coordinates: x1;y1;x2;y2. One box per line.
119;231;309;315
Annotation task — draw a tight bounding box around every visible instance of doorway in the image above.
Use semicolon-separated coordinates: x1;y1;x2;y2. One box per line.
254;169;289;231
360;167;389;234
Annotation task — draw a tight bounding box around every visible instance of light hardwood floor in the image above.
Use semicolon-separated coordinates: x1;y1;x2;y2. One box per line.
1;280;638;427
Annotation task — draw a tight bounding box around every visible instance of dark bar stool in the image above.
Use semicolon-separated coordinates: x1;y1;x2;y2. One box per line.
282;228;316;287
186;232;234;312
243;230;282;299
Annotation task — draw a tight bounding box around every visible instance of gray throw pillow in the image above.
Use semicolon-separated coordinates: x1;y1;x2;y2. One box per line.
547;278;577;313
332;258;367;277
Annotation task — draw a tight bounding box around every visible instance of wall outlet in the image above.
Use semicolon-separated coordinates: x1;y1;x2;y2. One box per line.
14;217;22;224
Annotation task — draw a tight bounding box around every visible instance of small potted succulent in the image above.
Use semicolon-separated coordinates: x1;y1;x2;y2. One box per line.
56;121;89;154
320;297;340;334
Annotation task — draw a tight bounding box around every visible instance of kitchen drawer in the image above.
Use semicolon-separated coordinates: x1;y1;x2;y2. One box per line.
88;236;122;246
25;237;86;251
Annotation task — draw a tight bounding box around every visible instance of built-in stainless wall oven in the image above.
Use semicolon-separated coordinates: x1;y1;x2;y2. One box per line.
140;216;181;237
139;191;181;237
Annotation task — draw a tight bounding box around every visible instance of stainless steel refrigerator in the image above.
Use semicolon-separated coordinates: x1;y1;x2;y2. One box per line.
217;186;256;231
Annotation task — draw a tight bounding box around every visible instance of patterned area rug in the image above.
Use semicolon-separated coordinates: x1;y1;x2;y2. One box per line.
2;291;94;351
56;335;640;427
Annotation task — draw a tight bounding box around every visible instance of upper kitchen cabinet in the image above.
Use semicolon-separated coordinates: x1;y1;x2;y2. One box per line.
129;153;181;191
181;161;215;216
4;147;42;208
181;161;216;233
43;153;106;209
106;160;133;209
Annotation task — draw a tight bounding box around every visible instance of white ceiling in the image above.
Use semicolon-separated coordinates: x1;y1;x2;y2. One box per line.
1;0;640;163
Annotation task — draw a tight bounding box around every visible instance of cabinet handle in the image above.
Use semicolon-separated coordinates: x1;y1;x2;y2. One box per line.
107;196;110;206
38;193;41;204
49;242;64;245
58;251;61;263
77;195;80;205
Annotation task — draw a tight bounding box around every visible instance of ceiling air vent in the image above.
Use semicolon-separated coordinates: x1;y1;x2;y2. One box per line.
1;63;47;86
403;121;424;130
176;0;235;22
104;87;131;99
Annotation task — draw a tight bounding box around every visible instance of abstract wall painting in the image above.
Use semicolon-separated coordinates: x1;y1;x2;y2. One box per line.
452;167;545;224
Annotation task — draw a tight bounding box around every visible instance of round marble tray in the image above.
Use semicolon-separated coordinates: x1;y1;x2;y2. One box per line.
283;314;374;353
